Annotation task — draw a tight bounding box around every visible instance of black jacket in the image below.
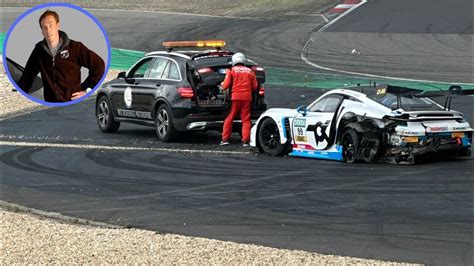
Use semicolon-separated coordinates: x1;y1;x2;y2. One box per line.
18;31;105;102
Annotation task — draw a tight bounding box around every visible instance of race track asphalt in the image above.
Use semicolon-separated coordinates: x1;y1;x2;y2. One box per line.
1;3;474;265
303;0;473;83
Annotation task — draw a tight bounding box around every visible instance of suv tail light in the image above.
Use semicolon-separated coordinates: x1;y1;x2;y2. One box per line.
198;67;213;74
177;87;194;99
258;85;265;96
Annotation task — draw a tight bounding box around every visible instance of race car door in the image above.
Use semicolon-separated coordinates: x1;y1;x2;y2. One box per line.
293;94;344;150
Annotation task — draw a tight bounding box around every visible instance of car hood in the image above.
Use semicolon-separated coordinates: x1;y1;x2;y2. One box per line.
262;108;299;117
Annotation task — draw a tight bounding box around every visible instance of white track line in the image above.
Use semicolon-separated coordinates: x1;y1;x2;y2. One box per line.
0;141;249;155
301;0;474;86
333;4;358;10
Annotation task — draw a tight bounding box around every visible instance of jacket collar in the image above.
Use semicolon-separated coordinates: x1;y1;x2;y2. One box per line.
41;30;70;57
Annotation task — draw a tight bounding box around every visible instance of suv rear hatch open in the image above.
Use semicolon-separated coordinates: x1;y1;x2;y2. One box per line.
186;52;265;110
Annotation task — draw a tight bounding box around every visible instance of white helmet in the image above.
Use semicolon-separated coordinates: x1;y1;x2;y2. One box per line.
232;52;247;66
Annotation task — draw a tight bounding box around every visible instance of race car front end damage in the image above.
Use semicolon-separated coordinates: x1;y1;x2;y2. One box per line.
251;84;473;164
377;114;472;164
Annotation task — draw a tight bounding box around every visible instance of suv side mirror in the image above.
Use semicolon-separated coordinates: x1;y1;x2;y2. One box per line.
117;71;126;79
296;105;307;116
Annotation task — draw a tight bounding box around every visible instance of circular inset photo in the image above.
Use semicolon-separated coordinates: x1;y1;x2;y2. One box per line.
3;3;110;106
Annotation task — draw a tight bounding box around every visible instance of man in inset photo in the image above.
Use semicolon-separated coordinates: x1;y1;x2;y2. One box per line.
17;10;105;102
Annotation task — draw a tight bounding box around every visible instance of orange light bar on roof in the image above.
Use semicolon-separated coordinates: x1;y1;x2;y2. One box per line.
163;40;226;49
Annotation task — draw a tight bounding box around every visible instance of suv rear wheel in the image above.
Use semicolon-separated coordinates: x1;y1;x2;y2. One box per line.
155;104;176;142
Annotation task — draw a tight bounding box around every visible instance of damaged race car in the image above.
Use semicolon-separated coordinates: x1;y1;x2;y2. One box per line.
250;84;473;164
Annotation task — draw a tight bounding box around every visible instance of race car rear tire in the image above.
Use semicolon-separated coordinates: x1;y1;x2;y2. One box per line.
155;104;176;142
341;128;359;163
96;96;120;133
258;118;287;156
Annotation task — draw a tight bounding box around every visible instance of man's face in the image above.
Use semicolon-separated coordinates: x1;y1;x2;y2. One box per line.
40;15;59;44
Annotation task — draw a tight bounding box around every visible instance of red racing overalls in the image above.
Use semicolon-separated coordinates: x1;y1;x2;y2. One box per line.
221;65;258;143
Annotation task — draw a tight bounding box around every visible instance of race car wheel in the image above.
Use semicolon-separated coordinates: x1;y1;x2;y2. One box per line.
155;104;176;142
341;128;359;163
258;118;286;156
96;96;120;133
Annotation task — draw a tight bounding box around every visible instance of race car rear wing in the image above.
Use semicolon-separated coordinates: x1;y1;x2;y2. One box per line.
351;84;422;96
353;84;473;110
415;85;474;111
362;84;422;109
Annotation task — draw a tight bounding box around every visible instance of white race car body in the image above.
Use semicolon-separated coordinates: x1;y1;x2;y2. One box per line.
250;85;472;164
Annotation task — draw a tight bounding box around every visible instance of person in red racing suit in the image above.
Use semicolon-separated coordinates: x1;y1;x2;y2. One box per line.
220;52;258;146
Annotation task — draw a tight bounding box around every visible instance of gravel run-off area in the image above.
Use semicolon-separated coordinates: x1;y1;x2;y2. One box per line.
1;203;418;265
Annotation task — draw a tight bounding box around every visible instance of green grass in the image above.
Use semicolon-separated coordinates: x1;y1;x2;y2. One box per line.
110;48;145;70
266;67;474;91
0;33;5;54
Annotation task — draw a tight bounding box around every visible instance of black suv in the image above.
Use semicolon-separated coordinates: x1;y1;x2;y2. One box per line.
95;41;266;142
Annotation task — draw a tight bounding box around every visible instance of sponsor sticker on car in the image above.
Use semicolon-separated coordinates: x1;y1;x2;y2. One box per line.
427;126;448;133
124;86;132;108
402;136;418;143
295;135;307;142
376;87;387;96
294;118;306;127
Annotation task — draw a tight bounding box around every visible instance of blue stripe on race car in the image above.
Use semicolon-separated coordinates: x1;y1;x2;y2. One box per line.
289;145;344;161
281;117;288;139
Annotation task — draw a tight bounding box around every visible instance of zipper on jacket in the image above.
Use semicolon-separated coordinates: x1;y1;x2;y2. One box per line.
52;56;56;83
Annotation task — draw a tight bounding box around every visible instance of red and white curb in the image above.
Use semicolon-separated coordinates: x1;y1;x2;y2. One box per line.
330;0;363;13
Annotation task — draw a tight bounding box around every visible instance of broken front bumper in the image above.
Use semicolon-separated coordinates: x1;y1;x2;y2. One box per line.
382;132;472;164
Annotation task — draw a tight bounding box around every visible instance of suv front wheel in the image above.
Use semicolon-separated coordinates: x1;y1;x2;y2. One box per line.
96;96;120;133
155;104;176;142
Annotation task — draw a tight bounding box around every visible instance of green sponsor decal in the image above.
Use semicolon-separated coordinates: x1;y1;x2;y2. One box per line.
294;118;306;127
